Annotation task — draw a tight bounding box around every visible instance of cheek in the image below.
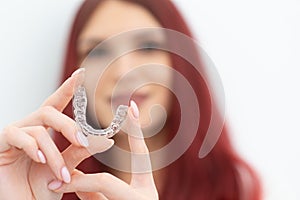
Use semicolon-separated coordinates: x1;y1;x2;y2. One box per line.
93;73;116;127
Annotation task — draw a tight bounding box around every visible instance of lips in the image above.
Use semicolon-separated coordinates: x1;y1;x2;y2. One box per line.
109;93;148;107
131;93;148;106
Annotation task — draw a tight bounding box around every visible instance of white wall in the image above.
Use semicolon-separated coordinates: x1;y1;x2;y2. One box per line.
173;1;300;199
0;0;82;125
0;1;299;199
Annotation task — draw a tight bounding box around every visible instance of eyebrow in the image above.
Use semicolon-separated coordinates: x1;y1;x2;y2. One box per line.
133;30;166;42
78;30;165;46
78;38;105;48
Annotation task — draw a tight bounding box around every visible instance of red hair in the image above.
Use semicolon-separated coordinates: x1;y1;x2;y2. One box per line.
55;0;262;199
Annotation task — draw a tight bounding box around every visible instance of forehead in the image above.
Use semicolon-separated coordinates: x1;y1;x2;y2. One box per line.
79;0;162;42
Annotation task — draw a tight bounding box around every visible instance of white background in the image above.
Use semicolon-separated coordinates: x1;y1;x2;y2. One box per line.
0;1;299;199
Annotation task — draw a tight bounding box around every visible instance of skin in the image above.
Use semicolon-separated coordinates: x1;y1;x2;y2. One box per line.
0;0;169;199
0;70;114;199
77;0;172;130
78;0;172;191
0;69;157;200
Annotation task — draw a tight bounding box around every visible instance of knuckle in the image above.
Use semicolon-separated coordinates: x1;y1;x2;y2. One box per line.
2;125;17;137
38;106;56;118
23;137;37;150
55;84;73;103
60;117;77;136
35;126;47;134
31;126;48;140
97;172;112;183
63;87;74;99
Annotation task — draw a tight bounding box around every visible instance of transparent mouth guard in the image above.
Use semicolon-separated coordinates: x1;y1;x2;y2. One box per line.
73;85;129;138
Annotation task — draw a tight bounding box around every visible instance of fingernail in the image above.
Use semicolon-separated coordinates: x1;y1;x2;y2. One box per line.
76;131;89;147
130;100;139;119
37;150;46;164
48;180;63;190
61;167;71;183
71;68;85;88
71;68;85;77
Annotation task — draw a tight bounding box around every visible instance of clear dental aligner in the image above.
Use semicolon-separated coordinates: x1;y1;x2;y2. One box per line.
73;85;128;138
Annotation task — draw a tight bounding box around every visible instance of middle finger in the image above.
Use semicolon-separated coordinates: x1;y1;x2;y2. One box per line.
23;126;71;183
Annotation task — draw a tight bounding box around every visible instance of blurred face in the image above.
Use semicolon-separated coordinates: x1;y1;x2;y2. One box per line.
77;0;172;149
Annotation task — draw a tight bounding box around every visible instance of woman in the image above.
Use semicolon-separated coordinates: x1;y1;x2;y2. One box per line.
0;0;262;199
57;0;262;199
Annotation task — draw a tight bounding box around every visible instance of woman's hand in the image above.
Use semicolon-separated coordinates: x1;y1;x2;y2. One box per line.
51;101;159;200
0;69;114;200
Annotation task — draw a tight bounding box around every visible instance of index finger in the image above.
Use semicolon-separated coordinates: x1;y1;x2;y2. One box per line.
41;68;85;112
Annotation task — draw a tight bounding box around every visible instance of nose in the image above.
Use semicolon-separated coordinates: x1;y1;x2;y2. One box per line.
110;52;138;82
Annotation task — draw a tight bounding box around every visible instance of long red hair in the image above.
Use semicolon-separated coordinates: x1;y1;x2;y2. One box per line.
55;0;262;199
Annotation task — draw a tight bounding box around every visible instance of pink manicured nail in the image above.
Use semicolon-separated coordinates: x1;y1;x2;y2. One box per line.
71;68;85;89
37;150;46;164
71;68;85;77
130;100;139;119
61;167;71;183
48;180;63;190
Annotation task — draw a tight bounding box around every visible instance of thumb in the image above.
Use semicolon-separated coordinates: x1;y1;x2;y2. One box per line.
62;137;114;171
125;101;155;188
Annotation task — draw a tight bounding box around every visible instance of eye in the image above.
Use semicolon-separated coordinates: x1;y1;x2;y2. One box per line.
138;41;162;52
88;47;109;58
